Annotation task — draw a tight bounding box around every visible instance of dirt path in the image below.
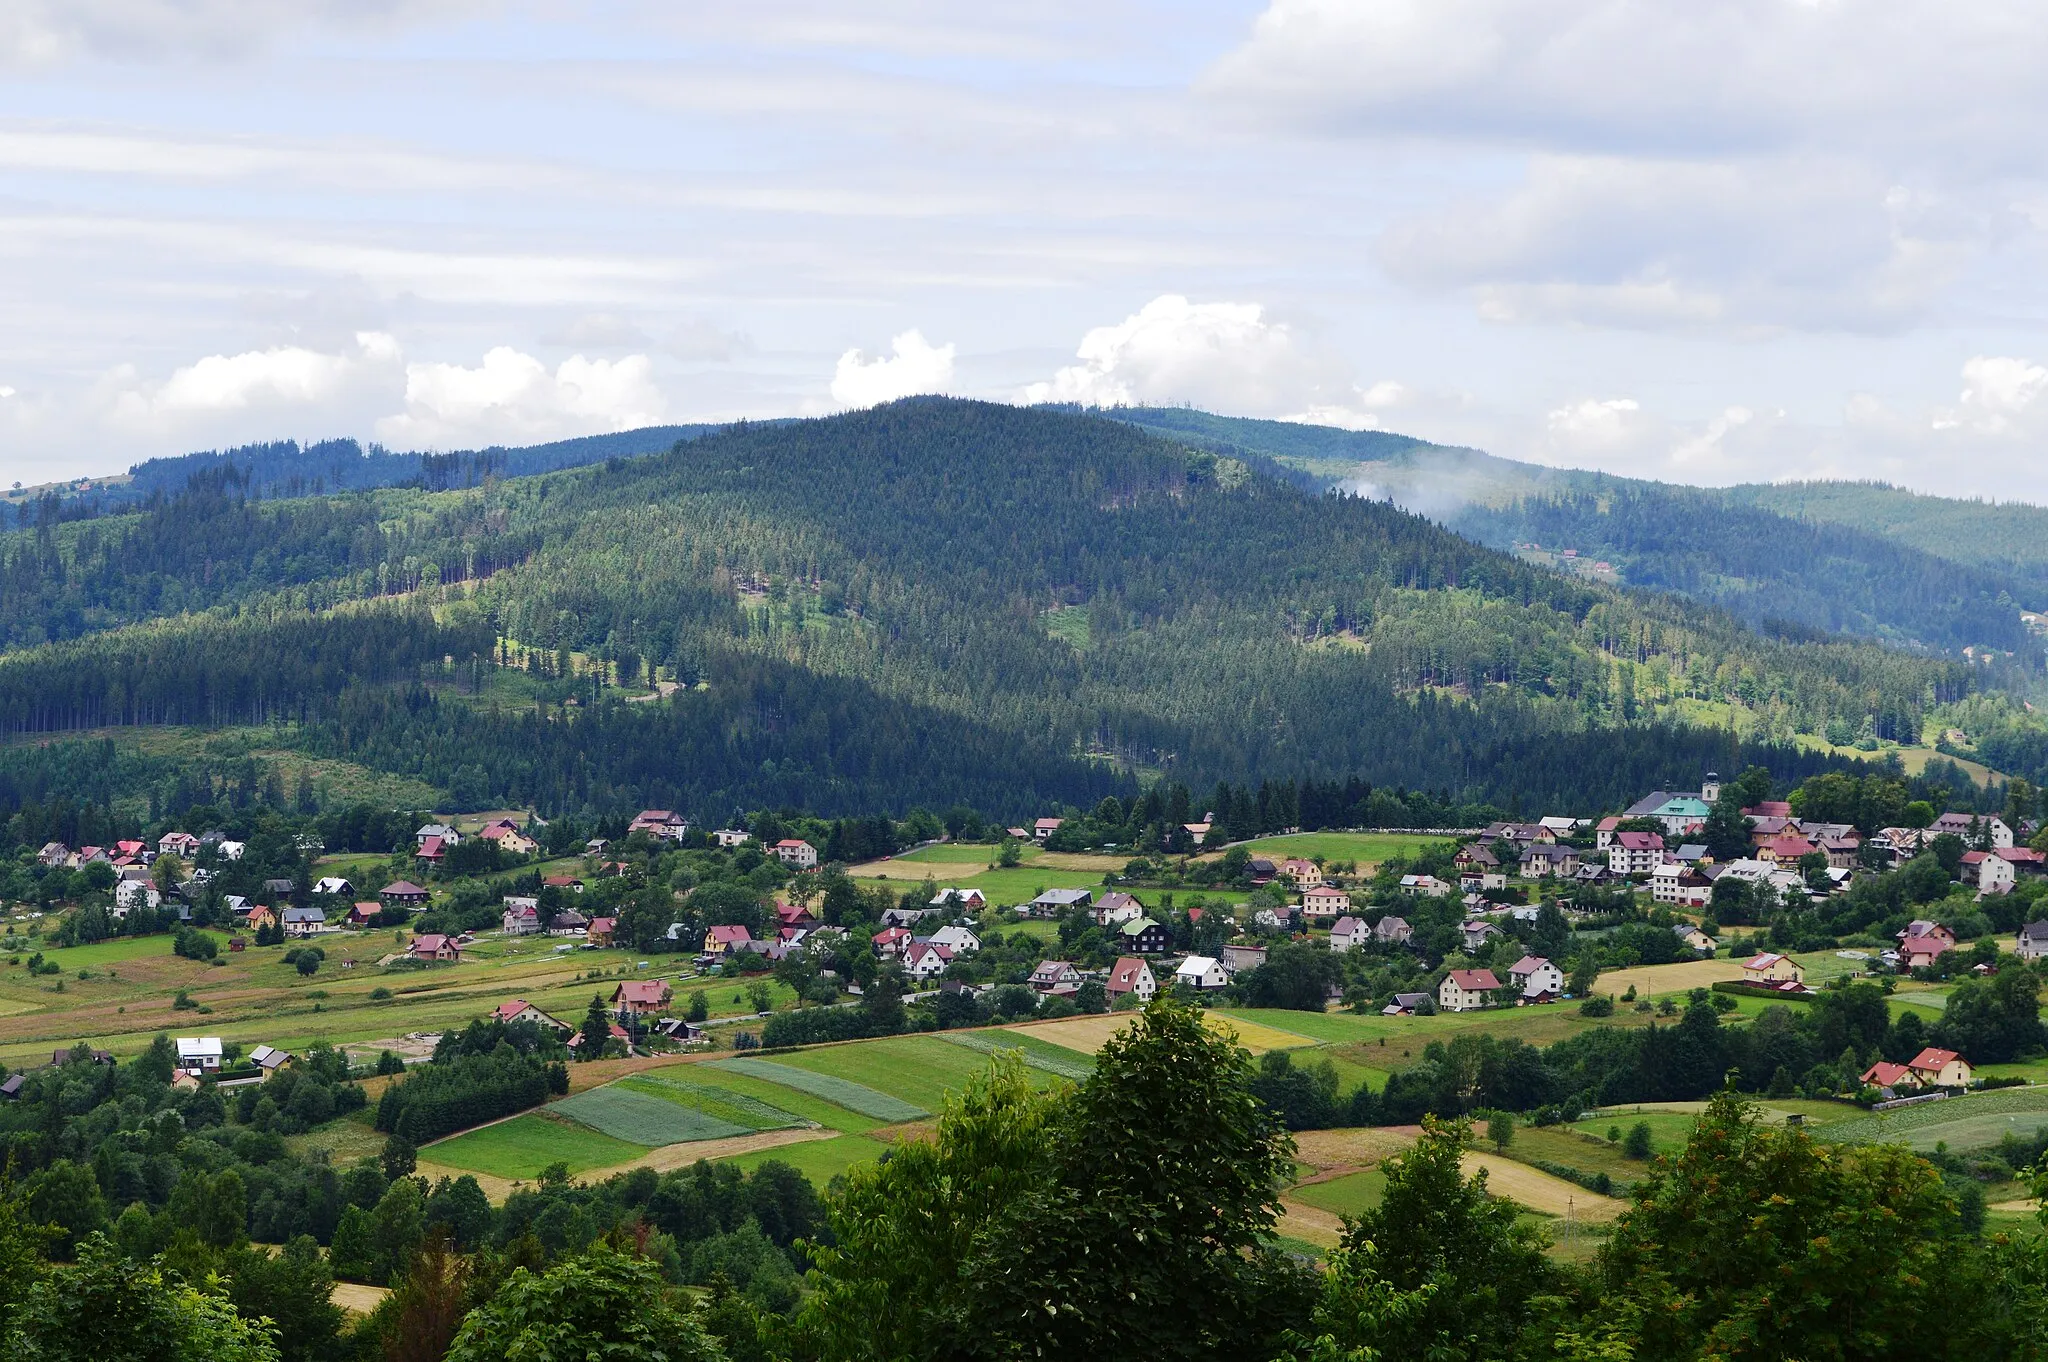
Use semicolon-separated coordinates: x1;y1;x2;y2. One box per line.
1277;1200;1346;1247
416;1126;836;1202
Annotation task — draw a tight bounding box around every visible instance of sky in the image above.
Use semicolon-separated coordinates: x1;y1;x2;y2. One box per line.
4;0;2048;496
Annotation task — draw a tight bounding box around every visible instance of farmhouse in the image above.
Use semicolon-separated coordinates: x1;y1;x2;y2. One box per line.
174;1037;223;1075
1106;956;1157;1003
415;836;447;868
1906;1046;1973;1087
1028;888;1093;915
408;934;463;962
1279;858;1323;888
1438;968;1502;1013
312;876;353;897
548;910;589;937
585;917;617;946
343;902;380;928
704;924;754;955
1373;915;1413;946
501;902;541;935
493;999;570;1032
1741;952;1804;985
904;941;955;981
281;906;326;938
1093;891;1147;927
2017;921;2048;961
611;980;673;1018
380;880;430;908
1174;955;1230;990
1397;874;1452;897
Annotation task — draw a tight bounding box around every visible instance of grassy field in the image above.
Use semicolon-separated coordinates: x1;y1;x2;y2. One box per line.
708;1057;929;1122
1012;1011;1313;1057
424;1112;645;1179
1224;832;1454;867
550;1086;755;1144
760;1034;1068;1111
1821;1086;2048;1150
643;1062;888;1134
1289;1169;1386;1218
723;1132;892;1184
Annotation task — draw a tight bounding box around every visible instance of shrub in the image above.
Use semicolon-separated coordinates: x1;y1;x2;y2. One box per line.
1623;1122;1654;1159
1578;995;1614;1017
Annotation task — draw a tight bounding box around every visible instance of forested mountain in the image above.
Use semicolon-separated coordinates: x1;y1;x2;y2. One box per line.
1097;408;2048;657
0;399;1994;820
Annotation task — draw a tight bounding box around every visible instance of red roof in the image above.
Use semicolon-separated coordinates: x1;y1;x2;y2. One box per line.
493;999;535;1021
613;980;671;1006
1744;801;1794;818
1909;1047;1962;1073
542;874;581;887
706;925;752;945
418;836;445;858
1615;831;1664;851
1861;1061;1911;1087
1446;968;1502;991
411;934;457;954
1900;935;1952;959
1107;956;1150;992
774;838;810;849
586;917;616;935
1765;835;1817;859
383;880;427;896
872;926;911;944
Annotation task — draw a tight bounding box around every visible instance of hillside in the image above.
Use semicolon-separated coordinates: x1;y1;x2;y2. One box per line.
1101;408;2048;657
0;400;1990;820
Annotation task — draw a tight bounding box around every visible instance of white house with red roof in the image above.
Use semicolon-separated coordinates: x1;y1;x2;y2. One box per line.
610;979;673;1017
1106;956;1156;1003
1741;951;1803;985
871;926;912;959
1509;956;1565;1002
493;999;570;1032
1028;960;1082;995
408;934;463;962
771;838;818;869
1302;885;1352;919
1438;968;1502;1013
1032;817;1063;842
1608;831;1665;876
1859;1059;1915;1092
904;941;955;980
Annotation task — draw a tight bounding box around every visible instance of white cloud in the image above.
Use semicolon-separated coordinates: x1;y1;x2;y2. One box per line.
0;0;475;66
829;329;955;407
1934;355;2048;435
1020;294;1355;414
107;331;402;431
378;348;668;447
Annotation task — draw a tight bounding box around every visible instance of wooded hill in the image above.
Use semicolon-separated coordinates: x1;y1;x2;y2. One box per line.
0;399;1993;819
1098;407;2048;660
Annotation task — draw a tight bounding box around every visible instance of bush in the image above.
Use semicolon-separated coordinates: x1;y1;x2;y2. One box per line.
1578;995;1614;1017
172;928;218;962
1623;1122;1654;1159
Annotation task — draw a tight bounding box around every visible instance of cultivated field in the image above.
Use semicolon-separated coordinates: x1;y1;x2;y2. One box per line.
1221;831;1454;867
1010;1010;1312;1056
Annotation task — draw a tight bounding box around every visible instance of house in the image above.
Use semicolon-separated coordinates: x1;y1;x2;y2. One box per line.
548;910;590;937
1247;857;1278;884
1220;944;1268;974
585;917;617;946
1397;874;1453;897
344;902;381;928
243;905;276;933
158;831;201;858
1932;812;2013;848
1673;923;1717;956
1595;815;1622;850
1539;815;1587;836
249;1045;292;1077
1028;888;1094;915
931;887;989;913
1033;817;1064;842
415;822;460;848
1907;1046;1973;1087
1758;834;1818;866
311;877;353;898
415;836;447;867
1106;956;1157;1002
1741;952;1804;985
477;821;540;855
879;907;938;930
1898;920;1958;948
175;1037;223;1074
1643;795;1712;837
543;874;584;894
409;934;463;962
114;879;162;914
1574;863;1613;886
775;903;820;932
1741;800;1794;820
1028;960;1083;995
1175;955;1231;990
217;840;247;861
1509;955;1566;1002
1093;891;1147;927
1517;846;1580;880
1279;858;1323;888
904;941;955;981
1302;885;1353;919
1454;844;1500;872
0;1075;23;1100
1897;934;1952;971
1963;849;2013;894
704;924;754;956
870;926;912;959
1482;820;1554;845
1181;821;1214;846
1859;1060;1915;1092
628;810;689;840
1649;863;1712;907
1461;919;1504;953
1329;916;1372;952
494;999;571;1032
1373;915;1413;946
1609;831;1665;876
715;829;751;848
772;839;819;869
1438;968;1503;1013
1382;991;1432;1016
1669;843;1709;865
1118;917;1170;954
380;880;430;907
2017;921;2048;961
611;980;673;1017
930;924;981;955
566;1021;632;1054
502;902;542;935
281;906;326;938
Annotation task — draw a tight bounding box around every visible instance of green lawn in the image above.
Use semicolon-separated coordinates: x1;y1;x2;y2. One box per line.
883;843;1026;866
764;1034;1063;1111
1289;1169;1386;1218
1211;1009;1384;1045
1233;832;1454;867
724;1133;891;1184
425;1112;644;1179
633;1064;885;1133
710;1057;930;1122
938;1028;1096;1080
1822;1087;2048;1149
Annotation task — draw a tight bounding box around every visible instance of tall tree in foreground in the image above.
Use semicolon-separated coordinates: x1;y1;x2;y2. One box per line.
442;1242;724;1362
